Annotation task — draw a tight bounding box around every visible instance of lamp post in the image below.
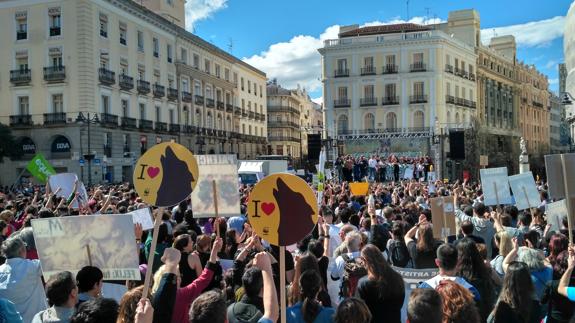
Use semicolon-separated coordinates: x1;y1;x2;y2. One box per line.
433;117;443;181
76;112;99;186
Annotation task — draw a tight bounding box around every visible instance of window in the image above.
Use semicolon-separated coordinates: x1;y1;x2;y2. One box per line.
154;69;160;83
138;65;145;80
180;48;187;64
413;53;423;64
99;14;108;37
137;31;144;51
120;59;128;74
204;59;210;74
241;78;244;91
206;86;212;99
168;76;174;88
385;55;395;65
337;115;348;134
215;64;220;78
119;23;127;45
364;113;375;130
15;12;27;40
193;54;199;68
337;59;347;71
259;85;263;97
386;112;397;129
385;83;396;98
413;82;424;96
233;73;238;85
153;38;159;57
155;106;161;122
48;7;61;37
182;79;189;92
224;68;229;81
254;84;257;96
167;44;173;63
123;134;130;152
446;82;451;96
104;133;112;157
101;95;110;113
414;111;424;128
121;99;129;117
50;49;63;67
139;103;146;120
52;94;63;113
18;96;29;115
364;56;373;68
446;54;450;65
248;80;251;93
364;85;374;98
338;87;348;99
169;109;174;124
207;113;213;128
194;81;201;96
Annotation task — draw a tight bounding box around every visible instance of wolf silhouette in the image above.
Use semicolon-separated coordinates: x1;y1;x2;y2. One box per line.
272;177;315;245
156;146;194;206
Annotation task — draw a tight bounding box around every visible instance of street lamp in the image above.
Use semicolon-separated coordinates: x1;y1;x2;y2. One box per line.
76;112;99;186
433;117;444;181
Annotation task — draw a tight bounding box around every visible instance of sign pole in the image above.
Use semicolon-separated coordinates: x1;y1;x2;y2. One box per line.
85;244;92;266
213;180;220;238
142;208;162;297
442;198;449;243
560;155;573;243
522;186;532;211
280;246;287;323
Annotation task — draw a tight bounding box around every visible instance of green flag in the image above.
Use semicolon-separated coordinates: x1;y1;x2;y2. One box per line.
26;154;56;183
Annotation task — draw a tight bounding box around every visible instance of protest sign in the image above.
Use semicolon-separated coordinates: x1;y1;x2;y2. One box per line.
430;196;456;239
508;172;540;210
349;182;369;196
392;266;439;323
546;200;568;233
131;208;154;231
191;155;240;218
133;142;199;207
544;153;575;242
48;173;89;208
403;165;414;180
27;154;56;183
32;214;139;280
480;167;512;206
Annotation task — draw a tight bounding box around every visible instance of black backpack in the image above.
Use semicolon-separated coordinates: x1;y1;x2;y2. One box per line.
339;254;367;298
388;240;411;267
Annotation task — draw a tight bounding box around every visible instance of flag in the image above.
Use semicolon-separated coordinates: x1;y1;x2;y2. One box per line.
26;154;56;183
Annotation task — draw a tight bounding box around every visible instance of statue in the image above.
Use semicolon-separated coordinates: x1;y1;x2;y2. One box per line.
519;137;528;167
520;137;527;155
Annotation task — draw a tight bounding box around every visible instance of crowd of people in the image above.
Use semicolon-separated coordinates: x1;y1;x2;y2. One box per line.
335;155;434;183
0;166;574;323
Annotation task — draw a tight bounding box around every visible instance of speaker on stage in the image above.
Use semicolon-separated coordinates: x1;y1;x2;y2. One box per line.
307;134;321;160
449;131;465;160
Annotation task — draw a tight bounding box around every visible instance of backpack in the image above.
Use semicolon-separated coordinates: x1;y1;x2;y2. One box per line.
227;302;263;323
339;254;367;298
388;240;411;267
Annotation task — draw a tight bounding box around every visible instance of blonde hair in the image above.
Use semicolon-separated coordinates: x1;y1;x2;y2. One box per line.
0;210;14;222
496;231;513;257
151;265;167;295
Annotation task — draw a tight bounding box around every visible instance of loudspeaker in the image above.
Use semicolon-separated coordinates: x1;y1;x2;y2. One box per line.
307;134;321;160
449;131;465;160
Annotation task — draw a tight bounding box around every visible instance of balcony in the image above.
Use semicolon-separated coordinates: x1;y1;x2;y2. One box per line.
360;97;378;107
10;69;31;85
119;74;134;91
10;115;33;127
409;95;428;104
43;66;66;82
169;123;180;133
268;136;300;143
382;64;398;74
153;84;165;98
100;113;118;127
360;66;376;75
98;68;115;85
267;106;300;115
268;121;300;129
139;119;153;131
155;121;167;132
334;99;351;108
382;96;399;105
248;111;255;119
167;88;178;101
195;95;204;105
137;80;150;94
226;104;234;113
334;69;349;77
16;31;27;40
44;112;67;125
120;37;126;46
469;73;476;81
182;91;193;103
234;106;241;115
242;109;248;117
100;30;107;38
410;62;426;72
206;98;215;108
182;125;196;133
465;100;477;109
533;101;544;108
49;27;61;37
455;97;465;106
121;117;137;129
445;64;454;74
446;95;455;104
217;101;225;110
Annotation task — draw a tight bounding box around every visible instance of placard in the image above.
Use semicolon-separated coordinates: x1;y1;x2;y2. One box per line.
480;155;489;166
480;167;512;206
31;214;139;280
247;174;318;246
133;142;199;207
508;172;540;210
48;173;89;208
546;200;567;233
392;266;439;323
191;155;240;218
430;196;456;239
131;208;154;230
349;182;369;196
545;153;575;200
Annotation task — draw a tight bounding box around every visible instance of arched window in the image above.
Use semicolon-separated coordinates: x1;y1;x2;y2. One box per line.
226;116;232;131
207;112;213;128
413;111;424;128
455;112;460;124
195;109;202;126
386;112;397;130
217;114;223;130
364;113;375;131
447;111;451;123
337;115;348;134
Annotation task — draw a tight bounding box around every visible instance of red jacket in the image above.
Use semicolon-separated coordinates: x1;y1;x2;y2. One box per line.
171;262;216;323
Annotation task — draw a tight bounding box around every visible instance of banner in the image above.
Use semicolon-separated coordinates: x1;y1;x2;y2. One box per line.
32;214;139;280
191;155;240;218
546;200;567;233
26;154;56;183
430;196;456;239
480;167;512;206
392;266;439;323
508;172;540;210
349;182;369;196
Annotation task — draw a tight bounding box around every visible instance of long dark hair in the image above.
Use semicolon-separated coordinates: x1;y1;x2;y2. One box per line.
494;261;534;322
417;223;435;253
361;244;404;296
299;270;322;323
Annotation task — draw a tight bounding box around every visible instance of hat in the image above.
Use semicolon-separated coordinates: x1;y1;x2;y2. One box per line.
227;216;246;235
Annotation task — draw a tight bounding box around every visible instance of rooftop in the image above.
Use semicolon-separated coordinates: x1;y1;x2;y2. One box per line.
339;23;432;38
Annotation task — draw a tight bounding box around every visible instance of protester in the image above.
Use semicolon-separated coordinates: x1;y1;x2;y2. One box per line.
76;266;104;305
333;297;372;323
69;298;119;323
541;250;575;323
287;270;335;323
435;280;481;323
404;221;441;269
32;271;78;323
406;288;442;323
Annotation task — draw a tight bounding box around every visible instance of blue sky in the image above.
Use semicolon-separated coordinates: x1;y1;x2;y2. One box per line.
184;0;571;101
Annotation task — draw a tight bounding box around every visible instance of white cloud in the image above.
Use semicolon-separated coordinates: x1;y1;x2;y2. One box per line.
185;0;228;32
549;78;559;85
544;59;560;70
311;97;323;105
480;16;565;48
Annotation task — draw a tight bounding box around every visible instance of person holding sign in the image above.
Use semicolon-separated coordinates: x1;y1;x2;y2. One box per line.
453;189;496;259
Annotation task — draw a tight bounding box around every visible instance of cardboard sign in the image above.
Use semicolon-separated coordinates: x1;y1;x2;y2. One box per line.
247;174;318;246
545;153;575;200
133;142;199;207
508;172;540;210
480;167;512;206
48;173;89;208
480;155;489;166
31;214;139;280
191;155;240;218
546;200;567;233
131;208;154;231
430;196;456;239
349;182;369;196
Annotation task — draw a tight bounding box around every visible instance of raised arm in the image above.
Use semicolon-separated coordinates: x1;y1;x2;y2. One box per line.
254;251;279;322
558;246;575;299
503;237;519;273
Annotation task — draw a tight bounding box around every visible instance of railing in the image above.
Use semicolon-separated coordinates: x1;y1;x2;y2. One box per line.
119;74;134;90
445;64;454;73
206;98;215;108
49;27;61;37
268;136;300;142
44;112;67;125
337;127;432;135
409;95;428;103
334;69;349;77
248;111;255;119
121;117;137;129
98;68;115;85
182;91;193;102
234;106;241;115
382;64;398;74
382;96;399;105
137;80;150;94
100;113;118;127
446;95;455;104
169;123;180;133
16;31;27;40
10;69;31;84
360;97;378;106
267;106;300;114
139;119;154;131
334;99;351;108
44;66;66;82
10;115;33;127
195;95;204;105
167;88;178;101
268;121;300;128
226;104;234;113
469;73;476;81
155;122;167;132
410;62;426;72
360;66;376;75
182;125;196;133
242;109;248;117
533;101;544;108
153;84;165;97
217;101;225;110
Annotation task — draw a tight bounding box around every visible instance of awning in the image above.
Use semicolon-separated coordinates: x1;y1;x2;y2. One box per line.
238;161;263;173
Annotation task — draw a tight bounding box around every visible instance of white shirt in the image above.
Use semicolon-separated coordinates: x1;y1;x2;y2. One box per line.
330;251;361;280
327;224;342;258
368;159;377;168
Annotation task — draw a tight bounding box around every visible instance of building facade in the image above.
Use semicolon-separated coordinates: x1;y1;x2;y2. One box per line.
0;0;266;185
549;92;571;153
